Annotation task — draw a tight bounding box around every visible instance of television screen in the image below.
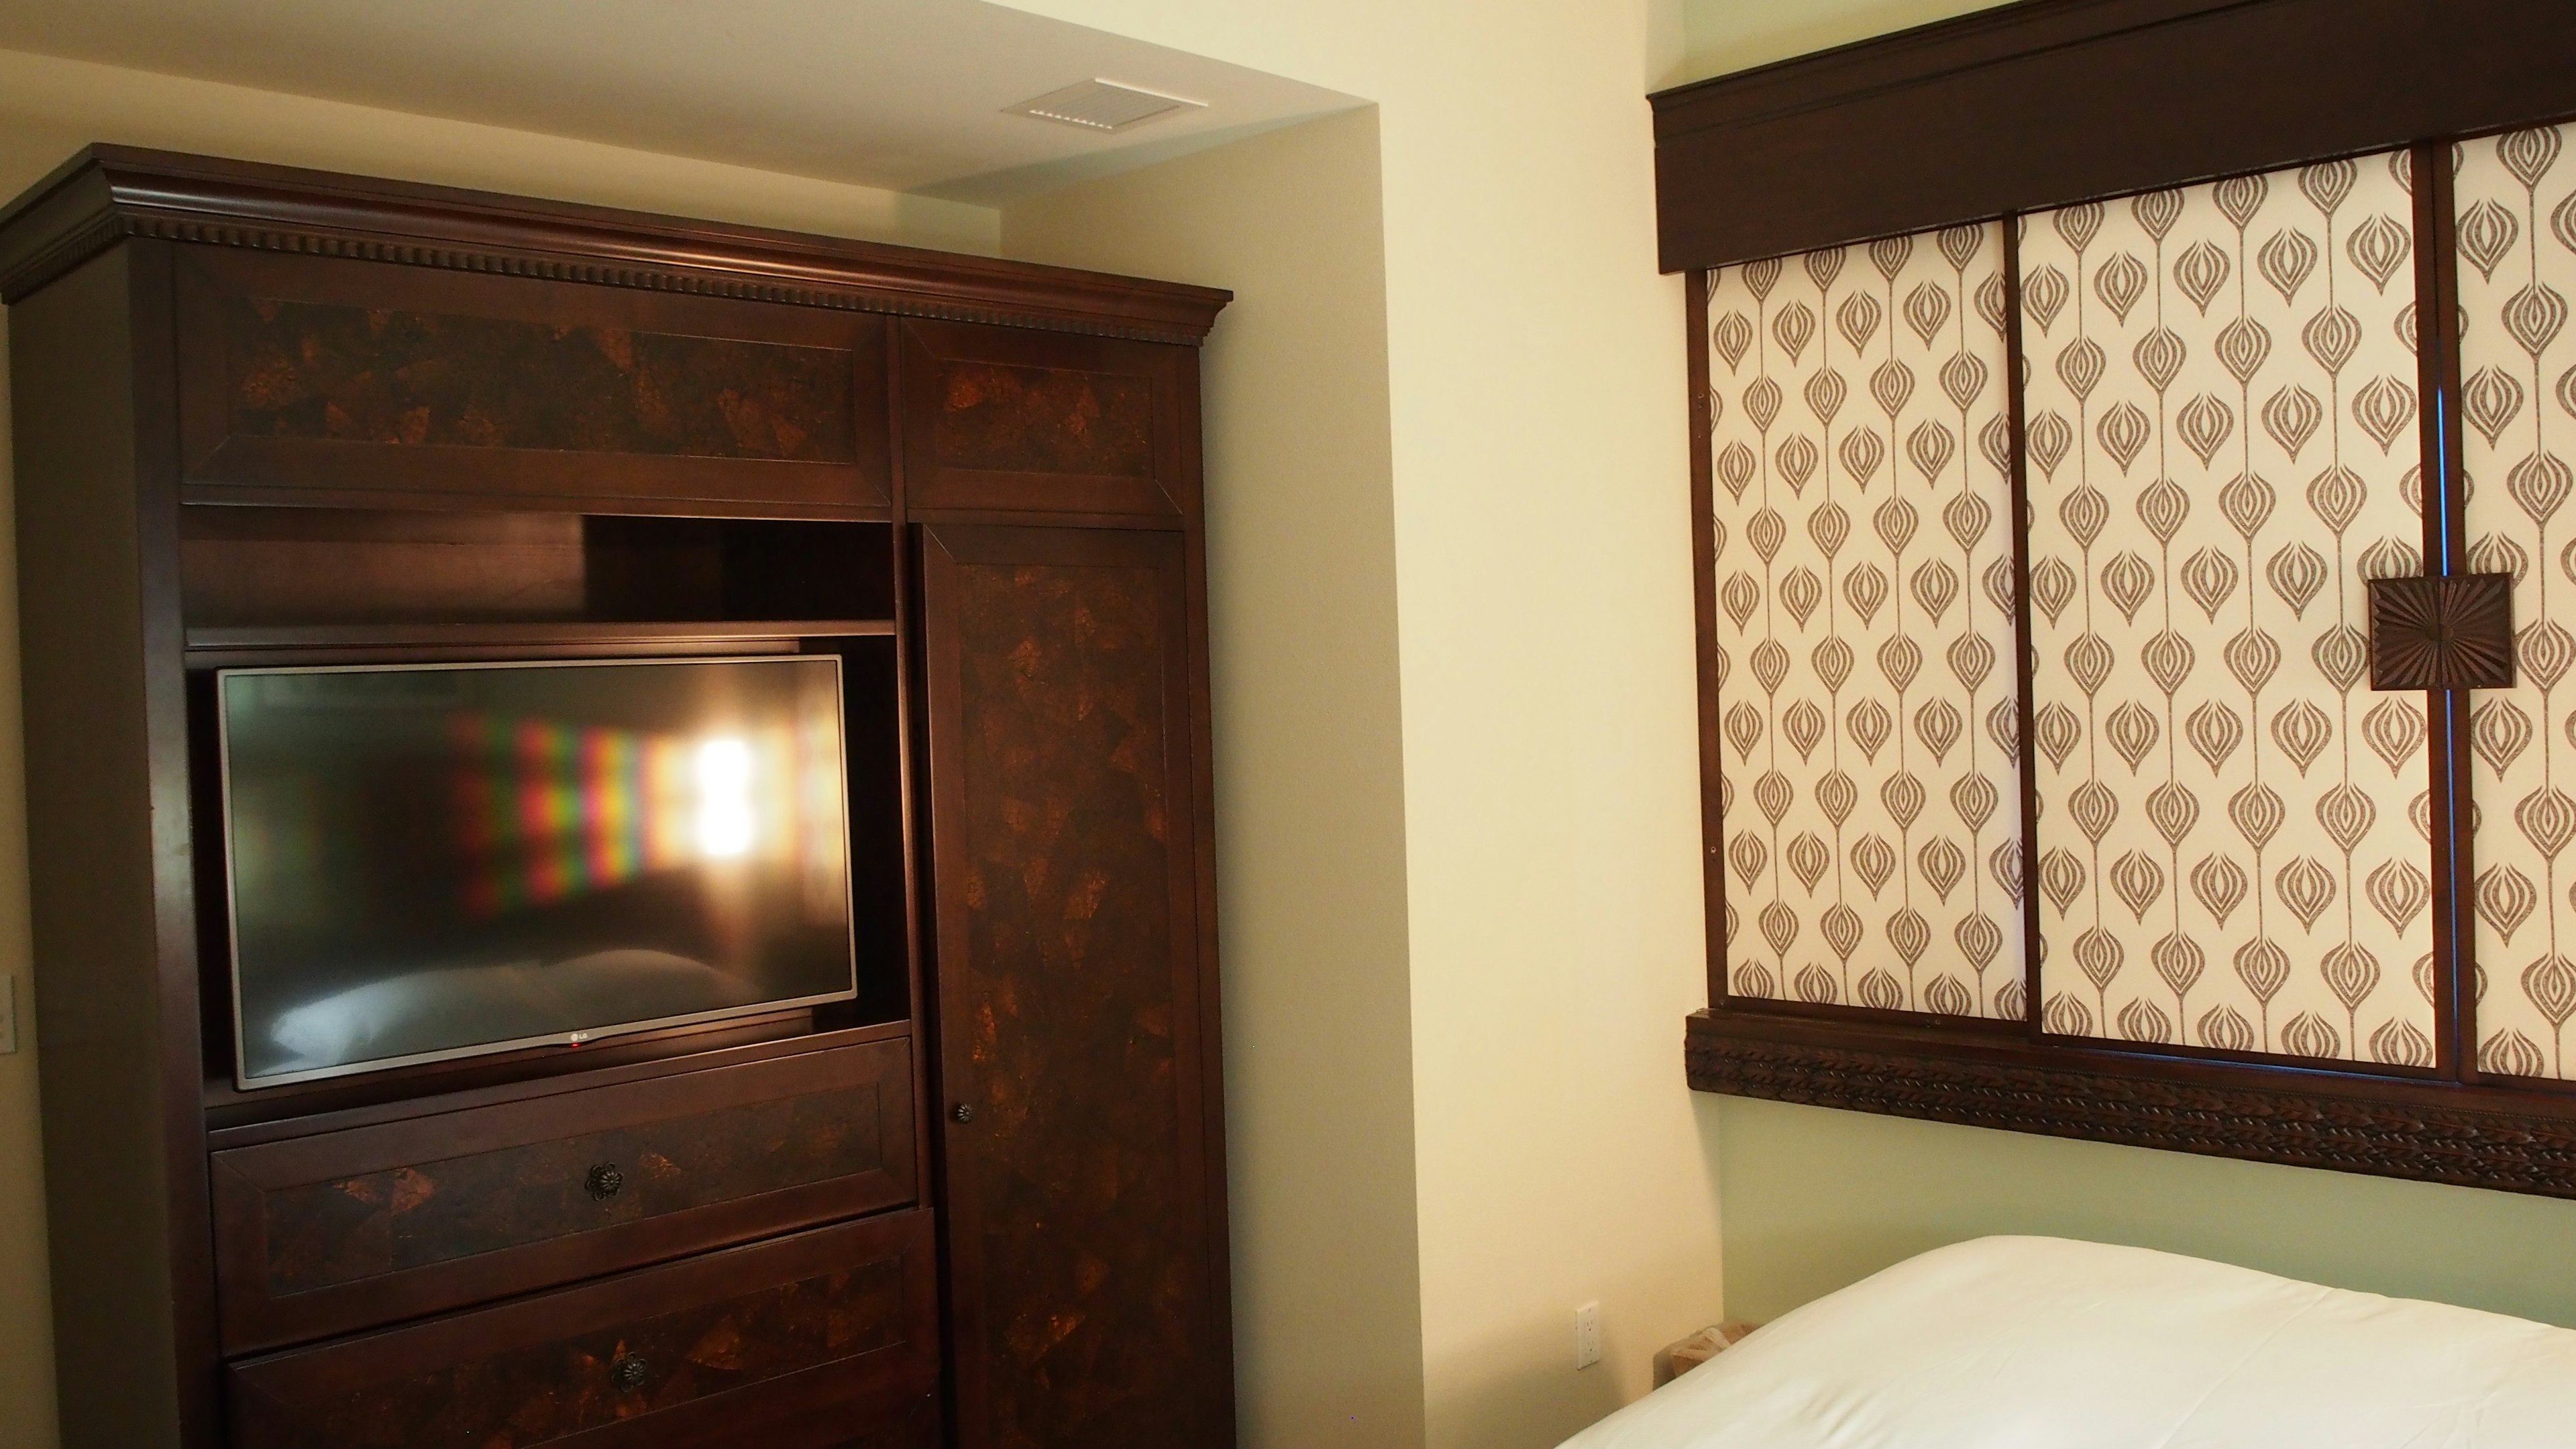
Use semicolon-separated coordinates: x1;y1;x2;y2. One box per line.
217;655;856;1088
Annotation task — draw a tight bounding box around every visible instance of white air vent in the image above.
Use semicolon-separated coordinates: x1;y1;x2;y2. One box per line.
1004;78;1205;132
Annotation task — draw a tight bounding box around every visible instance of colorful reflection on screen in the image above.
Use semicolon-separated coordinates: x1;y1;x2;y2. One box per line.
444;715;837;916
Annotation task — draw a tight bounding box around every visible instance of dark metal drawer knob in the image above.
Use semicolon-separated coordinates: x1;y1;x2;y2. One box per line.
951;1103;976;1124
585;1163;625;1200
611;1354;649;1391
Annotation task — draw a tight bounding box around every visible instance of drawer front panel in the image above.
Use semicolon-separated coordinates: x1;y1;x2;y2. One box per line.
213;1038;916;1352
898;319;1191;518
217;296;859;463
178;248;891;513
229;1210;938;1449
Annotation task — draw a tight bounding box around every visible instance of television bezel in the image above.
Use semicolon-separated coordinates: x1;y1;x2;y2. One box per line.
214;652;861;1091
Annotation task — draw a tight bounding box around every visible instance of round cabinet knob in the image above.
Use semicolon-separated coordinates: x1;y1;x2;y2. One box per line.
585;1163;625;1201
951;1103;976;1124
611;1355;649;1391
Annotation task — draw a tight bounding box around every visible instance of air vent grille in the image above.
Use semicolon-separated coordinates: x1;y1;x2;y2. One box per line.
1004;79;1205;132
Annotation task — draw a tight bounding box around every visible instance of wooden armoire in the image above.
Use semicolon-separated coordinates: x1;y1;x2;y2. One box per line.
0;146;1234;1449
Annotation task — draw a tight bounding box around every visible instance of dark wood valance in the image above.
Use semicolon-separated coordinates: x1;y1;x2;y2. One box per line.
1650;0;2576;274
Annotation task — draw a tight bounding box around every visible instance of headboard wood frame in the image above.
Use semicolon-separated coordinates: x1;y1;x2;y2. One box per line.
1657;0;2576;1195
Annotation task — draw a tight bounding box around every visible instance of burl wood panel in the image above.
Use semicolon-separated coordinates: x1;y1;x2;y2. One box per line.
258;1085;882;1295
932;362;1152;479
221;296;856;462
924;527;1218;1448
900;321;1186;517
229;1213;934;1449
212;1038;915;1354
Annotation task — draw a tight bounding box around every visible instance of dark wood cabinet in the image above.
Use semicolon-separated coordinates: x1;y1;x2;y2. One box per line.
918;526;1230;1448
0;147;1233;1448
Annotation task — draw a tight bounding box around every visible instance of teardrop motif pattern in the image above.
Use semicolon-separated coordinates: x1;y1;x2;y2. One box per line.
2455;123;2576;1080
2019;152;2434;1063
1707;223;2024;1016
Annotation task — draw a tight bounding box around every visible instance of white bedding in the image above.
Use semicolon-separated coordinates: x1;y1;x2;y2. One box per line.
1560;1236;2576;1449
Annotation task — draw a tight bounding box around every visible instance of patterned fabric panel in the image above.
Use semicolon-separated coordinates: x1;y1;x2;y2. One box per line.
1705;223;2025;1018
2455;124;2576;1081
2020;154;2436;1064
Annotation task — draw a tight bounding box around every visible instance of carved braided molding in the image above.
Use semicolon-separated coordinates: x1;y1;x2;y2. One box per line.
0;147;1230;345
1686;1012;2576;1197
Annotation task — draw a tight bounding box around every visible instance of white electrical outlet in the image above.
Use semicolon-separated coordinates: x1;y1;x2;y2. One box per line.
1574;1301;1602;1370
0;973;16;1055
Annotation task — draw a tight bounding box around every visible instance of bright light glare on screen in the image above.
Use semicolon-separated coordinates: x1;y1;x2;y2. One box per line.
695;737;757;858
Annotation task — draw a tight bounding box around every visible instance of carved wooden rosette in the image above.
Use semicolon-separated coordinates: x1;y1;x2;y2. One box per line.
2369;574;2516;691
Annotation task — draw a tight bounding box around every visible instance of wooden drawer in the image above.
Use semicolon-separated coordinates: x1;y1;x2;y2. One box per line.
176;248;892;515
212;1038;916;1354
227;1210;938;1449
897;318;1193;519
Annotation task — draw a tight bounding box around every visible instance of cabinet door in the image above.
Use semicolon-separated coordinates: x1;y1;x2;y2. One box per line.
917;525;1228;1449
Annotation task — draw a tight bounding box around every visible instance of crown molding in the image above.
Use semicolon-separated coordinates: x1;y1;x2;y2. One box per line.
0;146;1231;345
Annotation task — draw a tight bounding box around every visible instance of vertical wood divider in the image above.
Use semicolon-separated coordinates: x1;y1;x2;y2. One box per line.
2414;138;2478;1082
1688;269;1729;1007
2002;212;2045;1038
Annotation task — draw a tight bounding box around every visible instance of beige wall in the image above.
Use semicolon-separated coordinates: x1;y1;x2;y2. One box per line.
1672;0;2008;86
0;49;998;251
1002;3;1723;1445
1005;108;1426;1449
0;47;1000;1449
1723;1099;2576;1328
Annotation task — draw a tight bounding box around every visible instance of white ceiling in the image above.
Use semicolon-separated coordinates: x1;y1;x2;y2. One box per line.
0;0;1356;206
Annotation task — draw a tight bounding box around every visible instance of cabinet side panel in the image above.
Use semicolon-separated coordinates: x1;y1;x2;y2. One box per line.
11;248;190;1446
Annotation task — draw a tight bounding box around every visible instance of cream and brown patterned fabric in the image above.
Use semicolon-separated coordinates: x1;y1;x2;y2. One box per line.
2017;153;2437;1063
1698;141;2576;1077
2457;123;2576;1080
1705;224;2024;1019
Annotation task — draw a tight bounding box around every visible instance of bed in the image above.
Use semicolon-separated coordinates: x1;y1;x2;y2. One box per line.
1560;1236;2576;1448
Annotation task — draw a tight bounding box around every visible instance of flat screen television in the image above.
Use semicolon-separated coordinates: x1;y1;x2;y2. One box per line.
217;654;857;1089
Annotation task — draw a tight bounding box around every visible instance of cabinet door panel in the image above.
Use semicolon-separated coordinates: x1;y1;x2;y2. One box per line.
898;320;1190;518
2021;153;2438;1065
918;525;1225;1449
1704;221;2027;1019
2456;122;2576;1081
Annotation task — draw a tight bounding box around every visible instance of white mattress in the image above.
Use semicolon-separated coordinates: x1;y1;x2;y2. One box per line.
1560;1236;2576;1449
